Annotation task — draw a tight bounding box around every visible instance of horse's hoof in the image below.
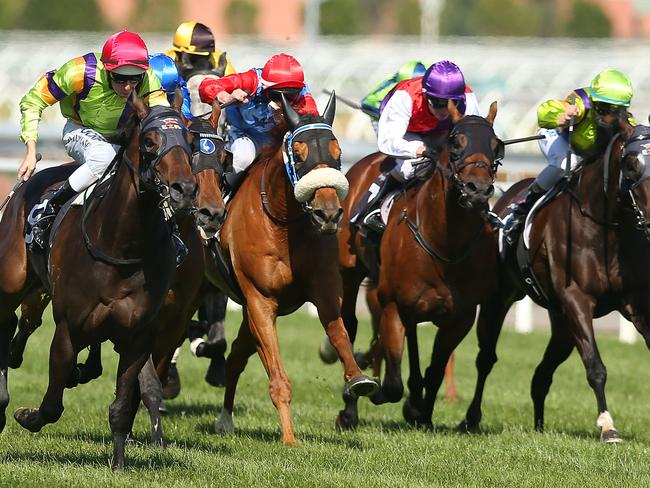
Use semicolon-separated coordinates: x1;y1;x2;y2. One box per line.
14;407;43;432
602;429;623;444
369;388;386;405
353;351;372;370
335;410;358;431
457;419;480;434
204;359;226;388
66;366;80;389
215;410;234;434
162;364;181;400
343;375;379;399
402;397;423;426
7;348;23;369
158;401;168;415
318;336;338;365
77;363;102;384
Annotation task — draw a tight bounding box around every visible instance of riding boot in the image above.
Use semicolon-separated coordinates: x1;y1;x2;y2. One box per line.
26;180;77;250
504;182;545;245
223;171;246;201
350;172;399;233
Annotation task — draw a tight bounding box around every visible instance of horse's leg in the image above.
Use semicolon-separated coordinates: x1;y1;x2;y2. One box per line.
14;319;75;432
0;312;19;432
370;302;405;405
109;341;153;471
76;342;103;384
461;292;516;431
402;321;423;425
138;356;164;446
444;353;457;402
203;292;228;388
360;285;383;375
9;289;49;369
419;308;476;427
530;308;574;432
215;310;257;436
561;292;621;443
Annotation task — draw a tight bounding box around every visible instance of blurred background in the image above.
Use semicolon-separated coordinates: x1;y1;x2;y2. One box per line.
0;0;646;337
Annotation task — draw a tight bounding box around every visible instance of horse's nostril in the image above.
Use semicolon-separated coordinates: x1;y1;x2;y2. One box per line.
466;182;478;193
485;185;495;197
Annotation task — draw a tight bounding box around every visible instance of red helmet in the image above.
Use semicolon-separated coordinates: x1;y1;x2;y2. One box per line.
260;53;305;90
101;30;149;74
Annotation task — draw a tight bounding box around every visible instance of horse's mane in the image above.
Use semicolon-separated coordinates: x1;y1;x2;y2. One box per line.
106;110;140;147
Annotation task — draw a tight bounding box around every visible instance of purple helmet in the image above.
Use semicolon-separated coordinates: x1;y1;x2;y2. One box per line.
422;60;466;100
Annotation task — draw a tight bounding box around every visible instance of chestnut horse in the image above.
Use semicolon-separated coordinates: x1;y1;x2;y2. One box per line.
206;93;379;445
462;117;650;443
336;102;502;429
0;94;198;470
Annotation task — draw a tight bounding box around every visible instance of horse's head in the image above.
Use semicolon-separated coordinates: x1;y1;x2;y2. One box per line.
186;103;227;238
129;92;197;213
280;91;348;235
618;117;650;240
443;101;502;208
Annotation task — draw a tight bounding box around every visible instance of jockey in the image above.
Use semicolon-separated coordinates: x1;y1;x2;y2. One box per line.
166;21;236;117
149;53;193;119
19;30;169;251
199;52;319;193
505;68;634;243
361;60;426;131
351;60;480;232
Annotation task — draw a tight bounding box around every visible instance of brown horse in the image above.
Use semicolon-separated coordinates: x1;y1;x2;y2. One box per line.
205;93;379;445
0;94;198;470
336;102;502;429
462;117;650;442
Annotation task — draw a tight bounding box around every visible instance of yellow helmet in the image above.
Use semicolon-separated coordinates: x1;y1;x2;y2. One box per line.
172;21;215;56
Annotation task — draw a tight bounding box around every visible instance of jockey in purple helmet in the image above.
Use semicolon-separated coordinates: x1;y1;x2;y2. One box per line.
351;60;480;232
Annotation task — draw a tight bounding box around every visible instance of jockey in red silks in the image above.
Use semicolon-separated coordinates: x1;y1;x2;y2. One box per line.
351;60;481;232
199;53;318;193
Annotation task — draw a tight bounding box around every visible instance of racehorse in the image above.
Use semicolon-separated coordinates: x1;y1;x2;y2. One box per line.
206;93;379;445
0;92;198;470
461;116;650;443
336;101;502;429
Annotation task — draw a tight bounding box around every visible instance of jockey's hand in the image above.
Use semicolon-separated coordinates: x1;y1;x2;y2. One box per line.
18;141;37;181
418;145;438;161
217;89;249;105
558;104;580;126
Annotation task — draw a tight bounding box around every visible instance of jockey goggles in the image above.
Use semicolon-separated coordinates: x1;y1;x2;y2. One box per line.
427;96;460;109
111;72;145;85
593;102;623;117
267;87;302;103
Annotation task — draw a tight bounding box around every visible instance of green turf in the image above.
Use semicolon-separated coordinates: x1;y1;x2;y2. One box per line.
0;308;649;487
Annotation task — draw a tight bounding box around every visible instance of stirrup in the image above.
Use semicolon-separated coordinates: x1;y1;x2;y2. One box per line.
362;209;385;233
172;232;188;266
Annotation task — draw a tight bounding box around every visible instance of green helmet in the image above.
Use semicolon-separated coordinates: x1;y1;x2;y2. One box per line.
396;60;426;82
589;69;633;107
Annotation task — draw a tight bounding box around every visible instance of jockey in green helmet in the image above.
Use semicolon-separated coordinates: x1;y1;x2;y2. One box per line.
505;68;634;244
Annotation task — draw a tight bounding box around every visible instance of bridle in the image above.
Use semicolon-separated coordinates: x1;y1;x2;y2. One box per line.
619;125;650;241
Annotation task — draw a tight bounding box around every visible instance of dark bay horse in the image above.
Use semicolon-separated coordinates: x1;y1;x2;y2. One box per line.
0;93;198;470
461;116;650;443
206;93;379;445
336;102;502;429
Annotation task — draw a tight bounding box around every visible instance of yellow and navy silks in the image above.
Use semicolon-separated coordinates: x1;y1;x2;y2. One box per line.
19;52;168;143
537;88;636;157
164;48;236;77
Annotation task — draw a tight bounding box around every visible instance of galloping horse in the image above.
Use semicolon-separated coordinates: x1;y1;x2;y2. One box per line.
336;102;502;429
461;116;650;442
206;93;379;445
0;93;197;470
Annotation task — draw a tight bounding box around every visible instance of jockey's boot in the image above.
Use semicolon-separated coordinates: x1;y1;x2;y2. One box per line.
350;172;399;233
223;171;246;202
26;180;76;250
504;183;544;245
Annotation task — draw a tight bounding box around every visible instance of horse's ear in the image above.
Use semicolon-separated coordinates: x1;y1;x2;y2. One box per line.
619;114;635;140
323;90;336;126
281;93;301;131
448;99;462;123
215;51;228;78
210;99;222;130
486;101;498;125
172;86;190;125
131;90;149;121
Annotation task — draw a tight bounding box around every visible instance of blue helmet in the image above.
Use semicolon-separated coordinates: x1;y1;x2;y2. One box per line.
149;53;182;93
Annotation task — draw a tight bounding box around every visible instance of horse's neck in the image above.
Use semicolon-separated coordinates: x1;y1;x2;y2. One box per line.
574;150;620;219
92;151;164;253
260;152;301;221
417;170;482;249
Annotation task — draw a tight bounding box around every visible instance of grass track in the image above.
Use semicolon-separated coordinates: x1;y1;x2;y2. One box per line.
1;309;650;487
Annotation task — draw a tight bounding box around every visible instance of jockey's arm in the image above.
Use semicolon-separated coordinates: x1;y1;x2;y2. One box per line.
377;90;423;159
18;55;86;180
538;91;585;129
199;69;258;105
